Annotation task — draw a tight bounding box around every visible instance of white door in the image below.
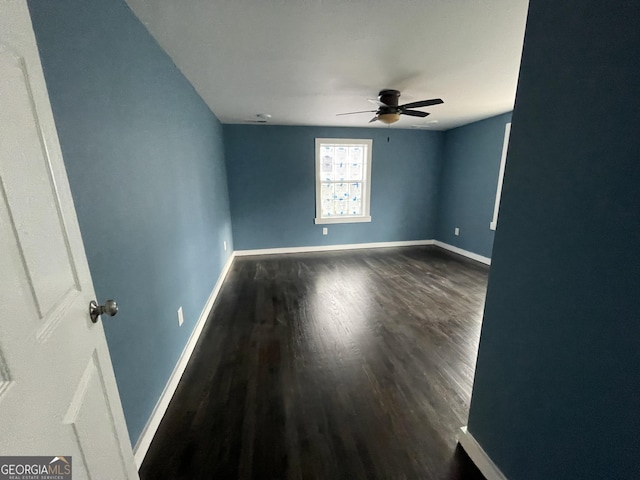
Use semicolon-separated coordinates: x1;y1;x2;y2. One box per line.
0;2;138;478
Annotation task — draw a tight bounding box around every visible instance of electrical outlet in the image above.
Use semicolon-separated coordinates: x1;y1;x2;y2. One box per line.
177;306;184;326
454;227;460;236
322;227;328;235
223;240;227;251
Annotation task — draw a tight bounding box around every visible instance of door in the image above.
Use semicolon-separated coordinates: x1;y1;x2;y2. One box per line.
0;2;138;478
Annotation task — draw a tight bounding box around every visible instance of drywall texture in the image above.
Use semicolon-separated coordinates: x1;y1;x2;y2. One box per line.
224;125;444;250
437;112;512;257
28;0;233;444
467;1;640;479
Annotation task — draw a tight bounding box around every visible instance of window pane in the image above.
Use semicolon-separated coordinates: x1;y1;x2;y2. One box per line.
349;161;363;181
321;146;334;181
334;146;348;180
334;182;349;201
321;182;334;202
350;146;364;162
349;182;363;215
334;198;348;215
349;182;362;199
322;196;335;216
350;199;362;215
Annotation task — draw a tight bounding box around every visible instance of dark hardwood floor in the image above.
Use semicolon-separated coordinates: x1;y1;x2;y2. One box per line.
140;246;489;479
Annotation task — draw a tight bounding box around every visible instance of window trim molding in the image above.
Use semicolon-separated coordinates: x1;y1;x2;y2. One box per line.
313;215;371;225
314;138;373;225
490;122;511;231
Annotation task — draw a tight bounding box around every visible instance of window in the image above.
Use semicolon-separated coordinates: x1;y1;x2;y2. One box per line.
314;138;373;224
490;122;511;230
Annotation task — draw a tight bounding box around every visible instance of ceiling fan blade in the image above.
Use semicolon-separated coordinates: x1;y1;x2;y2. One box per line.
368;116;378;123
336;110;377;116
368;98;387;107
399;98;444;109
402;110;430;118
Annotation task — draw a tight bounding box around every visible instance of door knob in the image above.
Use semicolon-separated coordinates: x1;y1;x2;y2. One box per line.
89;299;118;323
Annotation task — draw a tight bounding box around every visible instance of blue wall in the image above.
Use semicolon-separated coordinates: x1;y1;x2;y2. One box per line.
437;113;512;258
28;0;233;445
467;1;640;479
224;125;443;250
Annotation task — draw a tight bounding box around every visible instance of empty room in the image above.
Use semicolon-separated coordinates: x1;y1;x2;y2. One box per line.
1;1;638;480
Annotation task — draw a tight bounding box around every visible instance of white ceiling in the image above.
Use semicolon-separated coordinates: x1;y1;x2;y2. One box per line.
124;0;529;130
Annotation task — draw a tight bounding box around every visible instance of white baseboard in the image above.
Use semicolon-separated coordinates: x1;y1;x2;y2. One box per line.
458;426;508;480
434;241;491;265
235;239;435;256
133;252;236;469
234;240;492;265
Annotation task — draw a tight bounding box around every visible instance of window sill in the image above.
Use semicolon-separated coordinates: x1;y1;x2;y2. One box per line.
314;216;372;225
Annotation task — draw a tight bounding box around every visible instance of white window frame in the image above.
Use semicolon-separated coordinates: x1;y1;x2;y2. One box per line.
314;138;373;225
490;122;511;230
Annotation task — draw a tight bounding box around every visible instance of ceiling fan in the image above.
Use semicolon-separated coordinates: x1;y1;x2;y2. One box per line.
337;89;443;124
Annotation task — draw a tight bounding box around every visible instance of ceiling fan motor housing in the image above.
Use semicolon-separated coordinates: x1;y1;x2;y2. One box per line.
378;89;401;107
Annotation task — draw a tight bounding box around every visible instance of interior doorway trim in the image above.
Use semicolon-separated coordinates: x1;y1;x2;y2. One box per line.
458;426;508;480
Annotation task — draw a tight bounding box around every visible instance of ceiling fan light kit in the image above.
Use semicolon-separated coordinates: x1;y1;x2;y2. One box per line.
376;113;401;124
338;89;443;126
